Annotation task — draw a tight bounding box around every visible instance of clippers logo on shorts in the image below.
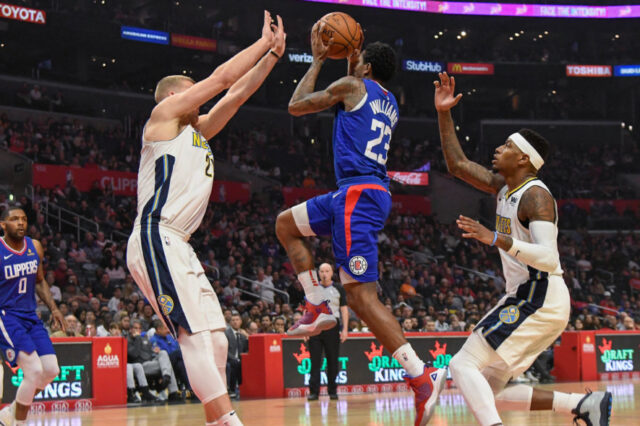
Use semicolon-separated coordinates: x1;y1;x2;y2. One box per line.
157;295;174;316
6;348;15;362
499;305;520;324
349;256;368;276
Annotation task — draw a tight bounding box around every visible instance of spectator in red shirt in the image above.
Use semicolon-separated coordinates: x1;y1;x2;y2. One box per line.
599;291;617;312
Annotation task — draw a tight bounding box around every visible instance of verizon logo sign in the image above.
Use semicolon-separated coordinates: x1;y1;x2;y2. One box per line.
566;65;612;77
387;171;429;186
0;3;46;24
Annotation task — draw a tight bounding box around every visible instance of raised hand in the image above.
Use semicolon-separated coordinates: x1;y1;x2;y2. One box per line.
434;72;463;112
261;10;275;45
270;14;286;57
456;215;494;246
311;21;331;62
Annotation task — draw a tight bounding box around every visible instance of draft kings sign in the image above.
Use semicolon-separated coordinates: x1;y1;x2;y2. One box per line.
282;335;467;394
596;334;640;374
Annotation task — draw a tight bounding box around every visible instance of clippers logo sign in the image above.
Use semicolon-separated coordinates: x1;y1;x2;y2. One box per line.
447;62;494;75
596;335;640;373
2;342;92;402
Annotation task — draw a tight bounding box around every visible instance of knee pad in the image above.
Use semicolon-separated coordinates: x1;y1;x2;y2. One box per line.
179;330;228;404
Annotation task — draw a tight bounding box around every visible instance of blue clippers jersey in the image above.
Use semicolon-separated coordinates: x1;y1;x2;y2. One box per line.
0;237;39;312
332;79;399;186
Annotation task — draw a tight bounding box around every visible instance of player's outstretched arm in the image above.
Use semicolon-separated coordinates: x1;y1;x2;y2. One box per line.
151;10;276;122
32;239;67;332
434;72;504;194
197;15;286;140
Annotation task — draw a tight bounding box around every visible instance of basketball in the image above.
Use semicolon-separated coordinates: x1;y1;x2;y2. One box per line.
319;12;364;59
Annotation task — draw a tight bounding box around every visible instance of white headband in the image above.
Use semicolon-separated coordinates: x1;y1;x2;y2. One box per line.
509;132;544;170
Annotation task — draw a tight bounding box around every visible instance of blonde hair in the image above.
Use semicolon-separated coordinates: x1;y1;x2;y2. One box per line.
154;75;195;103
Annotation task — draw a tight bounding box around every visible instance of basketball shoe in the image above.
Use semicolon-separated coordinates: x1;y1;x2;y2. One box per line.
287;299;336;336
404;366;447;426
572;390;613;426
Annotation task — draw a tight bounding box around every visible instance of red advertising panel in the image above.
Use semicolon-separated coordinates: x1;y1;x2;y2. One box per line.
388;171;429;186
0;3;46;24
32;164;250;202
171;33;217;51
447;62;494;75
566;65;612;77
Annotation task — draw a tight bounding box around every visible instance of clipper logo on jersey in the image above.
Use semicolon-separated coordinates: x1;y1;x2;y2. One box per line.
499;305;520;324
495;215;512;235
6;348;15;362
4;260;38;280
157;295;174;315
349;256;368;276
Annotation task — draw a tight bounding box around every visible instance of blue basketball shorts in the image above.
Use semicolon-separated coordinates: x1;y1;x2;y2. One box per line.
0;310;55;367
294;182;391;283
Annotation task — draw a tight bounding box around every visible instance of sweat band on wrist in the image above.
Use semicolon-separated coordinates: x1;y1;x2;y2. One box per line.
491;231;498;246
269;49;281;59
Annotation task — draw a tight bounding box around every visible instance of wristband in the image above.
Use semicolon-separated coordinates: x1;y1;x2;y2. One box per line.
490;231;498;246
269;49;281;59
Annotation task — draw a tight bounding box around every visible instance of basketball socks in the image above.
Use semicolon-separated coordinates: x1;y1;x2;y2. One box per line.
552;391;584;414
297;270;324;305
392;343;425;377
207;410;243;426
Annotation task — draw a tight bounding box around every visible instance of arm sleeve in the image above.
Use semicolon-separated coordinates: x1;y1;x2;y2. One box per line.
506;221;560;273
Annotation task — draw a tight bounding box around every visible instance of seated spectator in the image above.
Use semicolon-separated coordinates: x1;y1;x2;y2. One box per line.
51;314;83;337
402;318;414;332
246;321;259;335
259;314;273;333
106;257;126;281
623;315;638;331
423;319;437;332
93;272;114;303
140;304;157;331
110;323;159;403
435;311;451;332
252;268;275;304
225;313;248;398
127;320;181;401
273;316;286;334
150;320;190;393
108;287;123;312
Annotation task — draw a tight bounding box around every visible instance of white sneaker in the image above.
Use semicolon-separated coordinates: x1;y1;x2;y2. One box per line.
525;371;539;383
0;402;14;426
572;390;612;426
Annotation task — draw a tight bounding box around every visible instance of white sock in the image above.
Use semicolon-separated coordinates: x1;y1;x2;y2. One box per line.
552;391;584;414
212;410;243;426
495;384;533;411
297;270;324;304
392;343;425;377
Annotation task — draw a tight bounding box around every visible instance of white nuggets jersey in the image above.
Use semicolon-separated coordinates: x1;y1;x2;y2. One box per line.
495;178;563;294
133;124;214;236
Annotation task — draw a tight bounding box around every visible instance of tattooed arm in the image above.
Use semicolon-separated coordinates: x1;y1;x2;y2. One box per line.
434;72;504;194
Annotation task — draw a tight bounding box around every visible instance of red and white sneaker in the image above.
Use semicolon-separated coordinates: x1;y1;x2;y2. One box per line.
286;299;337;337
404;366;447;426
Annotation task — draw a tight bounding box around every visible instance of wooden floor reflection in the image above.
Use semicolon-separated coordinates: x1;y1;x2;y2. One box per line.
23;380;637;425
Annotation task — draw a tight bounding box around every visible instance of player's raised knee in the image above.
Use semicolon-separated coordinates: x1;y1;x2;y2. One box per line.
275;209;294;240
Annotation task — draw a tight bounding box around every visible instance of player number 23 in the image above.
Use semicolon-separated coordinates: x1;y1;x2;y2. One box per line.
364;119;391;165
204;153;214;178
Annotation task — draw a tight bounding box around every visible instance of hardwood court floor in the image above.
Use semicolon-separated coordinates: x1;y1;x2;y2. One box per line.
24;380;638;425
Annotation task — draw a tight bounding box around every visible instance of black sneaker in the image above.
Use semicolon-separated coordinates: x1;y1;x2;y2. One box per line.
167;391;184;404
307;393;319;401
329;394;339;400
572;390;612;426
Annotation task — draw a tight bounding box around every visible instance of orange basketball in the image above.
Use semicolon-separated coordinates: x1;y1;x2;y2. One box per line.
319;12;364;60
400;284;417;298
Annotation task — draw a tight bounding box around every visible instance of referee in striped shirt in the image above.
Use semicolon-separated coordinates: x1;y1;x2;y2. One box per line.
307;263;348;400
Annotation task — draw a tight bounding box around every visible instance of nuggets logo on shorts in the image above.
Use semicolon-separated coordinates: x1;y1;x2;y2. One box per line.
5;348;15;362
157;294;174;316
499;305;520;324
349;256;368;276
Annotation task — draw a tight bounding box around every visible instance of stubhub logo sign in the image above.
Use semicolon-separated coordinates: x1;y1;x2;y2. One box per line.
403;60;445;73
